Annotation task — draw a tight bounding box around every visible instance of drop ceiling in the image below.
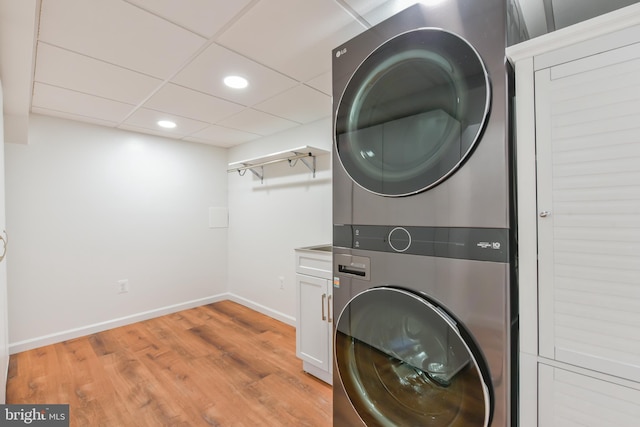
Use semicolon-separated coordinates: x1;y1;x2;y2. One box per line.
0;0;637;147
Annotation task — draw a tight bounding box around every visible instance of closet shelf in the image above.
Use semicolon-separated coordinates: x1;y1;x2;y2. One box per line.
227;146;328;183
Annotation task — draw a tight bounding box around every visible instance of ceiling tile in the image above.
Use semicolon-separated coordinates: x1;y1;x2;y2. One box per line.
254;85;330;124
34;42;162;105
143;83;246;124
118;123;193;140
217;0;366;82
185;125;260;147
124;0;254;39
31;108;120;128
172;43;298;106
342;0;410;26
32;83;135;123
121;108;210;137
38;0;207;79
306;72;332;95
218;109;299;136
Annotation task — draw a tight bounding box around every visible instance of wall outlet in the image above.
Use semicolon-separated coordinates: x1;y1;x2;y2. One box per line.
278;276;284;290
117;279;129;294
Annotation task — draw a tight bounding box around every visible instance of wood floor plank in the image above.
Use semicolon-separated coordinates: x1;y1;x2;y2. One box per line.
6;300;332;427
143;316;215;360
246;374;331;426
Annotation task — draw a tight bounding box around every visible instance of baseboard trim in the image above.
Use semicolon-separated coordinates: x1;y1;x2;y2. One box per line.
227;293;296;327
9;293;229;354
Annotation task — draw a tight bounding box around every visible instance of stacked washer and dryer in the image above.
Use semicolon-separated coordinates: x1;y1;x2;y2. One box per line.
331;1;519;426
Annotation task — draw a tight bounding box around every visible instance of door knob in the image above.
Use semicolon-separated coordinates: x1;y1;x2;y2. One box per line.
539;211;551;218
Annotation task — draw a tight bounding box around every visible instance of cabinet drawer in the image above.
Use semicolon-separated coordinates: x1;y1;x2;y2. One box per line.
295;248;332;279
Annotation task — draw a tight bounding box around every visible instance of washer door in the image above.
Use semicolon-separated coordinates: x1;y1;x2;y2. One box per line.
335;287;492;426
335;28;490;196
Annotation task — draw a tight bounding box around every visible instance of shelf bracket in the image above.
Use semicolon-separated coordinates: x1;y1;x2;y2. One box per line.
244;165;264;183
297;153;317;178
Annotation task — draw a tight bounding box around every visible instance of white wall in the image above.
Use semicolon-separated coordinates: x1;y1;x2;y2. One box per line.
5;114;229;352
0;81;9;402
227;118;332;324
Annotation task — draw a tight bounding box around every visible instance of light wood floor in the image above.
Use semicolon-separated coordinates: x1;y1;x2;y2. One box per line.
6;300;332;426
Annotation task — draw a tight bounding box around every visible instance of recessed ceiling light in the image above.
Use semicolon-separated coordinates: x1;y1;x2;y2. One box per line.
157;120;176;129
224;75;249;89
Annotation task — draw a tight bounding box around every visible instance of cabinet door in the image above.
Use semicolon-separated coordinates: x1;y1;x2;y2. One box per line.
296;274;331;372
535;41;640;382
539;364;640;426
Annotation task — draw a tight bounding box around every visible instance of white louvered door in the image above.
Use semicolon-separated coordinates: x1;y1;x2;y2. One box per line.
538;364;640;426
535;41;640;384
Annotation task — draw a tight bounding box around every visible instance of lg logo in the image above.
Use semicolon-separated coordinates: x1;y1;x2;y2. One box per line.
335;48;347;58
477;242;501;250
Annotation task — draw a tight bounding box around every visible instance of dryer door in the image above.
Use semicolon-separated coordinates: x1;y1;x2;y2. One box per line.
335;287;492;426
335;28;490;197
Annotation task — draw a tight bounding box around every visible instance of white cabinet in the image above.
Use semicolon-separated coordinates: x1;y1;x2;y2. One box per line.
535;45;640;383
295;246;333;385
538;364;640;427
508;4;640;426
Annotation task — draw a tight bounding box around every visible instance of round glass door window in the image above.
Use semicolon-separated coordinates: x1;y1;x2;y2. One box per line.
335;287;492;426
335;28;490;196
